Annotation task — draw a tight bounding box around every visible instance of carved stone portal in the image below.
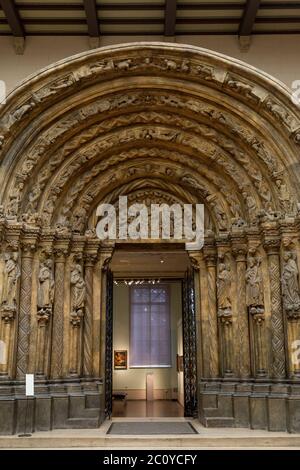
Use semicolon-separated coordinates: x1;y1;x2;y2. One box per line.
0;42;300;433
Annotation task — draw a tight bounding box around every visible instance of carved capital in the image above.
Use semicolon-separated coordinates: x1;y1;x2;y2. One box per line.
39;232;55;254
21;240;37;257
37;307;51;326
217;308;232;325
189;255;200;271
84;252;98;267
232;246;247;262
53;247;68;261
203;246;217;267
263;237;281;255
1;306;16;323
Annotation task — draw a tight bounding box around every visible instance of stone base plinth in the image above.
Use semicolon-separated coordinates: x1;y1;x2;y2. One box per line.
0;377;104;435
199;379;300;433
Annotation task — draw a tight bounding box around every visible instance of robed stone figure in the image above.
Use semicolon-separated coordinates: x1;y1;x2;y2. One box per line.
2;252;20;310
217;261;232;316
70;264;86;316
37;259;55;311
245;255;264;313
281;251;300;315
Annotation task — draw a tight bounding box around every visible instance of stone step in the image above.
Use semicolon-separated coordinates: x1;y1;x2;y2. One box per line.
66;417;100;429
202;407;222;417
204;417;235;428
1;432;300;449
69;396;100;419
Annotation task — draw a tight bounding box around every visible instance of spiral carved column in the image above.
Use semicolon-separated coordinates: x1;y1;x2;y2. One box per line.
16;236;37;379
51;242;69;379
264;238;286;379
233;246;251;378
203;248;219;378
83;252;97;377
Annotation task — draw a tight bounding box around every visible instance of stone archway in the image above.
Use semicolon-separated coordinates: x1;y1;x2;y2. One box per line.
1;42;300;433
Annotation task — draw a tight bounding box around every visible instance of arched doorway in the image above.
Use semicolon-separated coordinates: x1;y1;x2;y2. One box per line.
0;43;300;433
105;244;198;419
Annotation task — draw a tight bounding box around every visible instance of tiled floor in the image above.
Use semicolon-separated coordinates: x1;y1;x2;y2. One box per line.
112;399;184;418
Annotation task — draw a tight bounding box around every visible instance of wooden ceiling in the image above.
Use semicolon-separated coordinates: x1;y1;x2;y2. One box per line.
1;1;300;39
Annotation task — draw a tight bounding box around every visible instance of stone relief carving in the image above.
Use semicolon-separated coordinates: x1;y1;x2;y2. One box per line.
217;257;232;319
7;91;289;209
281;251;300;319
225;75;260;103
264;97;298;130
1;252;20;312
37;258;55;317
6;183;24;218
70;263;86;325
245;251;264;315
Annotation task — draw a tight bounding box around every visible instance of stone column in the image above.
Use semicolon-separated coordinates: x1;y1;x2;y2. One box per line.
0;309;16;377
203;246;219;378
264;237;286;379
83;250;98;377
69;313;82;376
252;313;267;376
232;246;251;378
16;234;38;379
35;310;51;376
51;240;69;379
218;313;233;376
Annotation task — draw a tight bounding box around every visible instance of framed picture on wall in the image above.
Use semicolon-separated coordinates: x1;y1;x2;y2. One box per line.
114;350;127;369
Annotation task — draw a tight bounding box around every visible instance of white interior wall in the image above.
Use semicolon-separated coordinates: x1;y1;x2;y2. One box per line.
112;282;181;400
0;35;300;95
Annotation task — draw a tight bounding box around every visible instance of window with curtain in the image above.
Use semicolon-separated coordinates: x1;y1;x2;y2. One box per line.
130;285;171;368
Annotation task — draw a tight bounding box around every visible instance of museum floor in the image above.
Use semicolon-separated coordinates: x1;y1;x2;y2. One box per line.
112;400;184;418
1;418;300;449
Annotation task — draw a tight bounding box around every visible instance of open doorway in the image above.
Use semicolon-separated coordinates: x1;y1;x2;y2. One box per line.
105;245;197;418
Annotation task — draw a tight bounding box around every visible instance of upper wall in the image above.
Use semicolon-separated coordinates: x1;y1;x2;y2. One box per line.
1;35;300;93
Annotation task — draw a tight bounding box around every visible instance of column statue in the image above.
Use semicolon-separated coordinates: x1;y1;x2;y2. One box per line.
37;258;55;315
281;251;300;318
245;253;264;315
1;252;20;311
70;263;86;319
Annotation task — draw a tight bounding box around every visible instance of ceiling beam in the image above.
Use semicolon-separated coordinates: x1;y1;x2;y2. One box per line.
239;0;261;36
83;0;99;48
0;0;24;36
0;0;25;53
164;0;177;36
238;0;261;51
